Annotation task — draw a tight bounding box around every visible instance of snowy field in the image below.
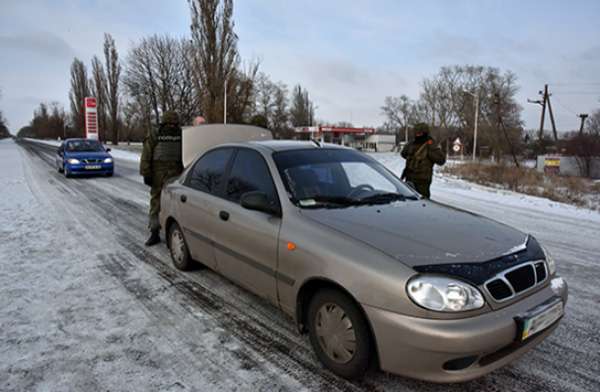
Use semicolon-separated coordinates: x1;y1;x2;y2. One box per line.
1;139;599;391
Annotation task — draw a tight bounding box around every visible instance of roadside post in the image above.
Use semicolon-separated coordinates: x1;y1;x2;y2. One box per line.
453;138;464;160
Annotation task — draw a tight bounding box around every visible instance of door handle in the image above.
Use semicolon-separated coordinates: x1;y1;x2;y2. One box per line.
180;194;187;203
219;210;230;221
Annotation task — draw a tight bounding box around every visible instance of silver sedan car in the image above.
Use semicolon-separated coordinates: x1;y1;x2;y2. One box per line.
159;140;568;382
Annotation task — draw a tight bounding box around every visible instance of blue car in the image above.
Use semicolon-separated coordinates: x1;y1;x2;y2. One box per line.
56;138;114;177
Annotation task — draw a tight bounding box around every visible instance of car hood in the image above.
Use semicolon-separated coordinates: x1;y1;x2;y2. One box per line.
300;200;528;267
65;151;111;159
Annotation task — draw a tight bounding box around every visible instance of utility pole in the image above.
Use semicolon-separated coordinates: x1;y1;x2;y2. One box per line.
463;90;479;160
546;93;558;141
527;83;559;151
538;85;548;142
495;93;520;168
578;113;589;135
223;79;227;124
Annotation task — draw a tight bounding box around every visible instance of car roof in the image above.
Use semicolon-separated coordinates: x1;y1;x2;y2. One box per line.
65;138;99;142
238;140;350;152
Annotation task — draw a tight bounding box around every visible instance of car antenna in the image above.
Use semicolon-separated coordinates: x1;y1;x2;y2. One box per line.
311;139;321;148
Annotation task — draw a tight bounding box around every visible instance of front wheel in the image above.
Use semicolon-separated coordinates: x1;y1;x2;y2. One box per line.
168;222;193;271
307;289;373;379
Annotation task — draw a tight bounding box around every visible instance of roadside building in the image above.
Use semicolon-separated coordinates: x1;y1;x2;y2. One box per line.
292;126;395;151
536;155;600;179
362;134;396;152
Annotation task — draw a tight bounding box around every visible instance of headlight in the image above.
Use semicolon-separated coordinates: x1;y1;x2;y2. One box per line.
407;276;485;312
104;157;113;163
67;158;80;164
542;245;556;275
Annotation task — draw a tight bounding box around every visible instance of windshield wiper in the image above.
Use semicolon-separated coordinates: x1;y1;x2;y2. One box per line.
356;192;409;205
299;193;417;208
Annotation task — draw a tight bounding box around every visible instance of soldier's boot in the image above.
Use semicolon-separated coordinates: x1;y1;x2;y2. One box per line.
145;229;160;246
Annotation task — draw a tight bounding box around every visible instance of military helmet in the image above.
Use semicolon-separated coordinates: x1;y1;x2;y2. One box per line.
413;122;430;134
161;110;180;125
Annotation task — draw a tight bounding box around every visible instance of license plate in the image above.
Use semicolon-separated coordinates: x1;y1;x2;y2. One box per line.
85;165;101;170
516;298;564;341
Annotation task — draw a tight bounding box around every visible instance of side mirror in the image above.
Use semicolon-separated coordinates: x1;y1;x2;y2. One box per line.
241;191;280;216
105;148;111;152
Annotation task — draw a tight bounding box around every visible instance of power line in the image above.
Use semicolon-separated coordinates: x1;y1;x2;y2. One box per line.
552;96;578;116
551;91;600;95
549;82;600;86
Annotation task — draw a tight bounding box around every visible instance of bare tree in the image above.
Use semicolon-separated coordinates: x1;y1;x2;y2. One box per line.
381;95;417;144
394;65;524;158
587;108;600;137
124;35;199;126
189;0;244;123
90;56;108;142
271;82;290;138
226;62;259;123
69;58;90;135
18;102;67;139
0;87;9;138
290;85;314;127
254;73;276;122
121;99;150;143
104;33;121;144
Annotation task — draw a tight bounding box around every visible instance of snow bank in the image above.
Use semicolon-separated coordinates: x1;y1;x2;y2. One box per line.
369;152;600;223
107;148;140;163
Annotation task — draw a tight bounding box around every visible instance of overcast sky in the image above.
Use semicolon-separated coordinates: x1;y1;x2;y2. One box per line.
1;0;599;133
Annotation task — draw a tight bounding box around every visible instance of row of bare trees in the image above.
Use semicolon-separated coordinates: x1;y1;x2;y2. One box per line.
67;33;121;144
381;65;523;159
19;0;320;143
564;109;600;177
0;89;10;138
16;102;68;139
44;0;316;143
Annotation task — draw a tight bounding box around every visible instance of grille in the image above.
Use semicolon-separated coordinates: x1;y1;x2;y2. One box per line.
486;279;512;300
83;158;102;164
485;261;547;302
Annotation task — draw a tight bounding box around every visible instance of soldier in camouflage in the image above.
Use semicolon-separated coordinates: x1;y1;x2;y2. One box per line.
401;123;446;198
140;111;184;246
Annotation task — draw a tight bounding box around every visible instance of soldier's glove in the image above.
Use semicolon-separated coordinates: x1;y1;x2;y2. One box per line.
143;176;153;186
401;168;408;181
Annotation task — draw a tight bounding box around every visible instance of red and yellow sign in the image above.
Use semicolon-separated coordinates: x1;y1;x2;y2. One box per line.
84;97;98;140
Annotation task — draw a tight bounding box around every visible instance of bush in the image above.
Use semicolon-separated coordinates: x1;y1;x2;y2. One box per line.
441;162;599;210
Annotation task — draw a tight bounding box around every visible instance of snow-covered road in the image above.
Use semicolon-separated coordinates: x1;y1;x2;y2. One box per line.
1;139;599;391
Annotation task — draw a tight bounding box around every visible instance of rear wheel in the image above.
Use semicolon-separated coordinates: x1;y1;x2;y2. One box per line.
168;222;193;271
307;289;373;379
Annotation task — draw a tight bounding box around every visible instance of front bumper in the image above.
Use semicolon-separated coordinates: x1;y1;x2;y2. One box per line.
66;162;114;175
364;276;568;383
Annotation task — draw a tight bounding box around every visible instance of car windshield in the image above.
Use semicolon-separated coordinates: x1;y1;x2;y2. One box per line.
66;140;105;152
273;148;419;208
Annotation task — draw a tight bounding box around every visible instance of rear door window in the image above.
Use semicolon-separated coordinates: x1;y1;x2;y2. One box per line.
185;148;234;195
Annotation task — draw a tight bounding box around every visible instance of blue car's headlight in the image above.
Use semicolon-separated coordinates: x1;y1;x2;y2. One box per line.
104;157;113;163
67;158;80;164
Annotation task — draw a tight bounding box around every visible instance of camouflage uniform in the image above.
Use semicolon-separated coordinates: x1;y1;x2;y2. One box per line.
401;128;446;198
140;111;183;244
